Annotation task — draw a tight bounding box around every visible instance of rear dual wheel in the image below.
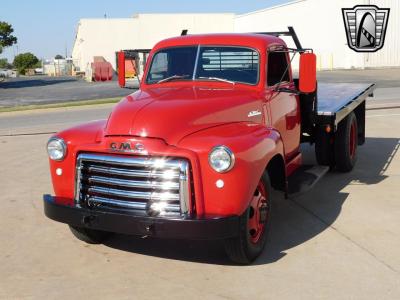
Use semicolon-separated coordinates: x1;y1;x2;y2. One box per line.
315;112;358;172
224;173;272;264
334;112;358;172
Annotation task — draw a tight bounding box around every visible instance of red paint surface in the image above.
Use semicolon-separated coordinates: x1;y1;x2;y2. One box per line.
117;51;126;87
248;180;268;244
299;53;317;93
49;33;305;216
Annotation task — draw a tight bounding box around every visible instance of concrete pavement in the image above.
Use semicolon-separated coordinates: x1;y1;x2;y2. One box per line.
0;103;113;136
0;86;398;136
0;104;399;298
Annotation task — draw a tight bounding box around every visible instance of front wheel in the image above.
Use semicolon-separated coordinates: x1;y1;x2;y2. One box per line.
224;173;272;264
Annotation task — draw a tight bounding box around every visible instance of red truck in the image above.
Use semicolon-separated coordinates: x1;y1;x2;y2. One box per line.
44;28;375;264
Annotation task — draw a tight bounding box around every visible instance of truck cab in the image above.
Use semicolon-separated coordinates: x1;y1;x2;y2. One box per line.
44;29;374;264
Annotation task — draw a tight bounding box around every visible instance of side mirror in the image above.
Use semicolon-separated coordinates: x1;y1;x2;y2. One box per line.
117;51;126;88
299;53;317;93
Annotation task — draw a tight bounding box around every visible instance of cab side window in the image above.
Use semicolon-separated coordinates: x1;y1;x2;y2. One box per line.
267;52;290;86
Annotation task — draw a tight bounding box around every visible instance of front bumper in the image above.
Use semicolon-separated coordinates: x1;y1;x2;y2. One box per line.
43;195;239;240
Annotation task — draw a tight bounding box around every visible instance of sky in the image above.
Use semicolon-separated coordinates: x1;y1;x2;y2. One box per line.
0;0;290;62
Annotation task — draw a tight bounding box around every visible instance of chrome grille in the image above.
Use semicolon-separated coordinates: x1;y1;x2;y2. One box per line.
75;153;190;215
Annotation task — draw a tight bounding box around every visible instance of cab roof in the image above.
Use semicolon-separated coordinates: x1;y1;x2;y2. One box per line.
152;33;286;52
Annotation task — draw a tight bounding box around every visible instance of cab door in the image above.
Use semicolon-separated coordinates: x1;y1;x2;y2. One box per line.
264;50;301;161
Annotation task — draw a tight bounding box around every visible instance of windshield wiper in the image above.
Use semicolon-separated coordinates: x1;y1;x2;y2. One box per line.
157;74;190;84
198;77;235;85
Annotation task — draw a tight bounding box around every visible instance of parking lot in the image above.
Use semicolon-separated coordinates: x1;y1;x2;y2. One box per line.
0;76;133;108
1;68;400;109
0;83;399;298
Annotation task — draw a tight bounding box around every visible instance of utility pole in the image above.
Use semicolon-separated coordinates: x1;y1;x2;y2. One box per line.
13;44;19;59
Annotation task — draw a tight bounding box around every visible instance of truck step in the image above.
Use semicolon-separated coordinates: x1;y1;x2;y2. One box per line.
287;165;330;198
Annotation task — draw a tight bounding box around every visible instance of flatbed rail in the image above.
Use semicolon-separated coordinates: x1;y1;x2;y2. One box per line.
315;83;375;127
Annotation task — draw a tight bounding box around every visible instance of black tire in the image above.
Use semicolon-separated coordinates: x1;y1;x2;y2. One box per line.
224;173;272;264
334;112;358;172
315;126;335;167
69;225;112;244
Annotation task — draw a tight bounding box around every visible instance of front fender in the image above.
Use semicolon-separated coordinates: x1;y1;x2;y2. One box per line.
48;120;107;205
178;122;284;216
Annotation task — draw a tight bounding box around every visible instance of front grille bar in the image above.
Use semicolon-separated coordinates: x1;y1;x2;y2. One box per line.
87;196;181;213
88;196;147;210
87;176;180;190
87;186;181;201
75;153;190;216
87;165;181;180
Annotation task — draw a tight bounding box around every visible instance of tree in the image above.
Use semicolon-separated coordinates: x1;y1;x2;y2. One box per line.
13;52;39;74
0;58;12;69
54;54;64;59
0;21;17;54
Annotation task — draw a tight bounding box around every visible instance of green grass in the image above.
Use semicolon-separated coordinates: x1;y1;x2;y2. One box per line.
0;97;121;113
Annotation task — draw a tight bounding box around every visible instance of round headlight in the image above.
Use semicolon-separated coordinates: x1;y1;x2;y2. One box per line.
209;146;235;173
47;138;67;161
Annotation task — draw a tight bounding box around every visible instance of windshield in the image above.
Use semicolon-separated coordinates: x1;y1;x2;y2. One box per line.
146;46;260;85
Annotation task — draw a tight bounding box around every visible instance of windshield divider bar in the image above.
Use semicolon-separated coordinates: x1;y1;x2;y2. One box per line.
192;45;201;80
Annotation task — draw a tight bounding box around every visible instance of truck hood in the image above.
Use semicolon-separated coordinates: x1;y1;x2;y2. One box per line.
105;86;263;145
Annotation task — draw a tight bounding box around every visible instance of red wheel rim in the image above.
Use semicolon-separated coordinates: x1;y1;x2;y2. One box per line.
349;120;357;159
247;180;269;244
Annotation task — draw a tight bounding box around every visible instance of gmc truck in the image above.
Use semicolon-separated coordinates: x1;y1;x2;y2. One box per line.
44;28;375;264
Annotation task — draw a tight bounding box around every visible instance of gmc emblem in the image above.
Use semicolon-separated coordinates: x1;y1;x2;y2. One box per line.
110;142;146;153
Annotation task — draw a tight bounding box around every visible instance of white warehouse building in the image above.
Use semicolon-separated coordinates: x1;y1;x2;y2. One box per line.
235;0;399;70
72;0;399;73
72;13;235;73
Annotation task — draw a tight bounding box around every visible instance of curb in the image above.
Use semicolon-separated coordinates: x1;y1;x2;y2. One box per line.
367;105;400;111
0;98;121;114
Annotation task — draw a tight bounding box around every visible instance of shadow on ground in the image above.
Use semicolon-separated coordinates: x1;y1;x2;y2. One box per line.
0;77;78;89
104;137;400;265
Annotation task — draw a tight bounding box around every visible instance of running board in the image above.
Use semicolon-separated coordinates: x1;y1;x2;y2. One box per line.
287;165;330;198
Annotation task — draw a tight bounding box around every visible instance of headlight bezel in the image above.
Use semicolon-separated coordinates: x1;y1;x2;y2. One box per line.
208;145;235;173
47;137;67;161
